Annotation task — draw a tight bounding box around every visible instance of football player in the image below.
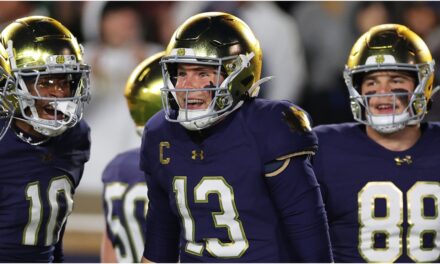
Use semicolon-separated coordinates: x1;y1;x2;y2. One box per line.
101;52;164;263
0;16;91;262
313;24;440;262
140;12;333;262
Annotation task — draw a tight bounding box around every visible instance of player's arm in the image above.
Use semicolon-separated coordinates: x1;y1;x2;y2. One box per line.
100;231;117;263
265;153;333;262
142;172;180;262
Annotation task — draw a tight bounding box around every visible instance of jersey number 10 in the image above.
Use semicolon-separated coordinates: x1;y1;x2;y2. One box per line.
23;176;73;246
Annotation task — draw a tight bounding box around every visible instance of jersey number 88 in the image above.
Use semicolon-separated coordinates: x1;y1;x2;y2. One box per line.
358;181;440;262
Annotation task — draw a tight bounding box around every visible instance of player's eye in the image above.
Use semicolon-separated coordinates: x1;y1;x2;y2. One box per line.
392;78;405;84
390;88;409;94
37;80;52;88
363;80;376;87
177;71;186;77
199;71;210;78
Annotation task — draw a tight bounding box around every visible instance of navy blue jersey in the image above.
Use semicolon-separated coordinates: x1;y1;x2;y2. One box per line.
0;120;90;262
313;123;440;262
141;98;332;262
102;148;148;263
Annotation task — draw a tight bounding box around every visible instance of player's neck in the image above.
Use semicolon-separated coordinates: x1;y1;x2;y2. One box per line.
366;124;421;152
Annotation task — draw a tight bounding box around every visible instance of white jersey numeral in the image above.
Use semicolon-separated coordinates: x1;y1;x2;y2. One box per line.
358;181;440;262
407;182;440;262
174;176;248;258
23;176;73;246
104;182;149;263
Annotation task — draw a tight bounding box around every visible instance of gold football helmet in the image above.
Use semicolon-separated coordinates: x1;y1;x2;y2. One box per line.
125;52;164;136
0;43;15;140
0;16;91;137
161;12;263;130
344;24;435;133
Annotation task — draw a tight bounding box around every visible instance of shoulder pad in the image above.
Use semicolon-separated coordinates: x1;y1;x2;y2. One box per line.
242;99;317;163
282;105;312;134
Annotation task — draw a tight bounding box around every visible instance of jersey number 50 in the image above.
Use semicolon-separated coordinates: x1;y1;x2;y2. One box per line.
358;181;440;262
104;182;149;263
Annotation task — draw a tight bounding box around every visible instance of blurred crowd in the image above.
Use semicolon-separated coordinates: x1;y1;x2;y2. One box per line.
2;1;440;192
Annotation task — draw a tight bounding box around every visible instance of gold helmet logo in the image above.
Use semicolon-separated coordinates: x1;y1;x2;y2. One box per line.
375;54;385;64
56;55;65;64
177;48;185;56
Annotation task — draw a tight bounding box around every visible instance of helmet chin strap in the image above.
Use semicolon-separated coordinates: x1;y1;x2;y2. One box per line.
177;101;245;131
177;108;216;130
28;101;79;137
366;111;409;134
50;101;78;128
31;120;68;137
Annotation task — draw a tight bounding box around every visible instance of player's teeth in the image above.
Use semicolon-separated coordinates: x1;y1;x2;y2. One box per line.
378;105;390;109
187;99;203;104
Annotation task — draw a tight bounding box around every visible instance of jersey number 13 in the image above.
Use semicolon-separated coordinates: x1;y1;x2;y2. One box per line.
174;176;249;258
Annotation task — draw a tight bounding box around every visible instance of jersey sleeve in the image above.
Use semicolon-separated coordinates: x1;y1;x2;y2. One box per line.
265;155;333;262
140;120;180;262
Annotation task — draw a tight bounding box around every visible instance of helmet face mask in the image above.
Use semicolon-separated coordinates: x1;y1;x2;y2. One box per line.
0;43;15;140
0;70;15;140
344;24;435;133
161;52;254;130
353;90;421;133
160;12;262;130
13;71;89;137
1;16;91;137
